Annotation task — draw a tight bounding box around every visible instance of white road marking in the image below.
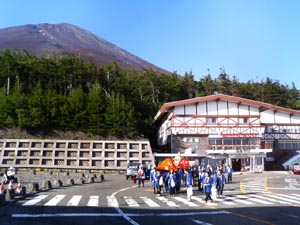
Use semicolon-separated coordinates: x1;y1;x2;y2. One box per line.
12;210;230;218
224;196;253;205
172;196;198;207
156;196;180;207
124;196;140;207
22;195;48;206
44;195;65;206
264;194;298;204
67;195;82;206
237;194;272;204
140;196;160;207
276;194;300;202
191;196;218;206
108;185;139;225
253;194;290;204
246;195;273;204
107;195;118;207
192;219;213;225
191;196;206;204
267;187;300;190
22;192;300;208
288;214;300;219
213;197;236;205
87;196;99;207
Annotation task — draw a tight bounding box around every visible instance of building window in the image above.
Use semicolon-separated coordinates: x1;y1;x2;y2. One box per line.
249;138;259;145
241;138;248;145
207;117;217;124
233;138;242;145
209;138;222;145
224;138;233;145
279;141;300;150
239;117;248;124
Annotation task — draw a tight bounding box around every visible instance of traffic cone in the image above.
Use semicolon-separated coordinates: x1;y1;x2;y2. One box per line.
8;180;13;190
132;175;137;184
16;183;22;195
7;180;15;199
0;182;5;194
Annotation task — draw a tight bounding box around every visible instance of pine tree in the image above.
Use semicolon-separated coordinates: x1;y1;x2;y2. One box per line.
105;92;137;137
86;82;106;134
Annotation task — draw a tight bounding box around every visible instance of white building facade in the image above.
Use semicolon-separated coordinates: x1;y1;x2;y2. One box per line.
154;94;300;172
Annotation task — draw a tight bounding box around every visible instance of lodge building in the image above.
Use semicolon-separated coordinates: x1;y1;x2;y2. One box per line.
153;94;300;172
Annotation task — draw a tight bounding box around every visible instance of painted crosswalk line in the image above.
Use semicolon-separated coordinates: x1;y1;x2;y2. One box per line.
276;193;300;201
87;196;99;207
223;196;253;205
21;192;300;208
22;195;48;206
252;194;291;204
246;194;274;204
156;196;180;207
264;194;299;204
67;195;82;206
191;196;218;206
124;196;139;207
107;195;118;207
235;194;273;205
172;196;198;207
213;197;236;205
140;196;160;207
44;195;65;206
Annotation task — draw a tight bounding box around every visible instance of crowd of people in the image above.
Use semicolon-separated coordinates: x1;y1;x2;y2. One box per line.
137;164;233;203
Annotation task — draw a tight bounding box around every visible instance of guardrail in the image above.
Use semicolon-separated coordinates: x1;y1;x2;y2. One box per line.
0;139;155;170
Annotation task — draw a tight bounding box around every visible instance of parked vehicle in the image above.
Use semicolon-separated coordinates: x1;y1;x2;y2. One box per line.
126;163;139;179
292;162;300;175
126;163;150;180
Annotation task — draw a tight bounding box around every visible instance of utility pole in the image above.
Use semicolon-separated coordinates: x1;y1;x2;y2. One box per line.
7;76;10;95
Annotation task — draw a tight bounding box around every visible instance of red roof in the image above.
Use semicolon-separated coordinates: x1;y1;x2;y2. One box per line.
154;94;300;121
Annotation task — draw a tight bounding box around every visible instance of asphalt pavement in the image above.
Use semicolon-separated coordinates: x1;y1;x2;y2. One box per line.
1;171;300;225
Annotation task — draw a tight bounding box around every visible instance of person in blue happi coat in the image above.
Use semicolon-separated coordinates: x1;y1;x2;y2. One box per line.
160;171;168;192
177;168;184;186
149;167;155;184
198;169;205;192
226;165;233;183
203;171;213;203
150;168;160;194
185;169;193;200
167;169;176;196
214;169;226;197
175;169;182;192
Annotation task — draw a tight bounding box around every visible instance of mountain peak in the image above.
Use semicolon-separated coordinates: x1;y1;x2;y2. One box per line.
0;23;170;73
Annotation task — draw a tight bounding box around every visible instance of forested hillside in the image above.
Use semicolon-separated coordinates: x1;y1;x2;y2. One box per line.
0;50;299;144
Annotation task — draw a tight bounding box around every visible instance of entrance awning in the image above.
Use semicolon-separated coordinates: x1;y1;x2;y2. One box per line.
154;153;206;158
206;148;272;155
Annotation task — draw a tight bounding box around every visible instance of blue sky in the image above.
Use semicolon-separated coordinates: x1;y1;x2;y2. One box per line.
1;0;299;88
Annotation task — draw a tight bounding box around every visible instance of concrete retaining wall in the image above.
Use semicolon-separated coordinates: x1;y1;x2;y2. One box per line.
0;139;155;170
